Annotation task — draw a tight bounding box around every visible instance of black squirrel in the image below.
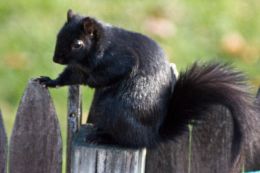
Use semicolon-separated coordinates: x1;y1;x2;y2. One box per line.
35;10;260;170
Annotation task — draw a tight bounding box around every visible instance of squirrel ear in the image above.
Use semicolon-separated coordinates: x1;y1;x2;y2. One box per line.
67;9;75;22
82;17;97;36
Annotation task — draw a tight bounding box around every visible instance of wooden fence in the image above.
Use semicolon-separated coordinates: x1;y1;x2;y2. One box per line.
0;80;259;173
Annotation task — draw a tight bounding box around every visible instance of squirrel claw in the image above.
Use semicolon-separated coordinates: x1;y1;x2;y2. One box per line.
33;76;57;88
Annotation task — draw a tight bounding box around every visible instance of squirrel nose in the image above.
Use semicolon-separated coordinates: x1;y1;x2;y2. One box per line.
53;56;64;64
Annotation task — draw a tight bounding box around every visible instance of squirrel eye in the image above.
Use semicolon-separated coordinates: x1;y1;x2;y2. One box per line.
72;40;84;49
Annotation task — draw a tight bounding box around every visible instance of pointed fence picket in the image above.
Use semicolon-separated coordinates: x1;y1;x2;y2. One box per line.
9;81;62;173
0;110;7;173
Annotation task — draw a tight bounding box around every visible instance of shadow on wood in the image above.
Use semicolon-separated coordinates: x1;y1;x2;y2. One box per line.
71;125;146;173
145;133;189;173
0;110;7;173
244;88;260;171
67;85;82;173
9;80;62;173
190;106;239;173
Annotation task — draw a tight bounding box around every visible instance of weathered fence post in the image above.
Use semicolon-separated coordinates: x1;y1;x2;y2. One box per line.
145;134;190;173
0;110;7;173
71;125;146;173
244;88;260;171
9;80;62;173
190;106;242;173
67;85;82;173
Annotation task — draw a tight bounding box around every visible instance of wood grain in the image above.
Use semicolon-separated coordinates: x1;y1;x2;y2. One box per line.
0;110;7;173
190;106;242;173
67;85;82;173
9;80;62;173
145;133;189;173
71;125;146;173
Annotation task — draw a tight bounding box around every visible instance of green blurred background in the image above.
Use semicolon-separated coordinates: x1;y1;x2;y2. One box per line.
0;0;259;171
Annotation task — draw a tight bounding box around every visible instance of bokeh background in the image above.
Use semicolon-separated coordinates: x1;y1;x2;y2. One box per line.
0;0;259;171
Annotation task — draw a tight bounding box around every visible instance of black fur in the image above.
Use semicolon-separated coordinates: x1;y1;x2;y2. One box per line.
35;10;260;170
160;63;255;162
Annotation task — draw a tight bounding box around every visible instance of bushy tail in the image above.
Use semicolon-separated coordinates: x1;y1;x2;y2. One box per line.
160;62;254;160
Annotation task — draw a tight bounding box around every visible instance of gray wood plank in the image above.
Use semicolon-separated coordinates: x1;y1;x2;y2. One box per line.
9;80;62;173
0;110;7;173
244;89;260;171
190;106;243;173
67;85;82;173
145;133;189;173
71;125;146;173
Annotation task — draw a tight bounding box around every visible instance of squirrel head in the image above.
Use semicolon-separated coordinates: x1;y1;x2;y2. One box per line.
53;9;103;65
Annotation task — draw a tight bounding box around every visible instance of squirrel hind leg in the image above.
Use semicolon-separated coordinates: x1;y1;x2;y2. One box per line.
85;128;118;146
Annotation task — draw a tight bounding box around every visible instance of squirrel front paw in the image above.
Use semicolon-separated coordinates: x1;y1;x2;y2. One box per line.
34;76;59;88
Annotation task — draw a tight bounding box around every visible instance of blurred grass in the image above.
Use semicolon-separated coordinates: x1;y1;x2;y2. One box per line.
0;0;259;172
